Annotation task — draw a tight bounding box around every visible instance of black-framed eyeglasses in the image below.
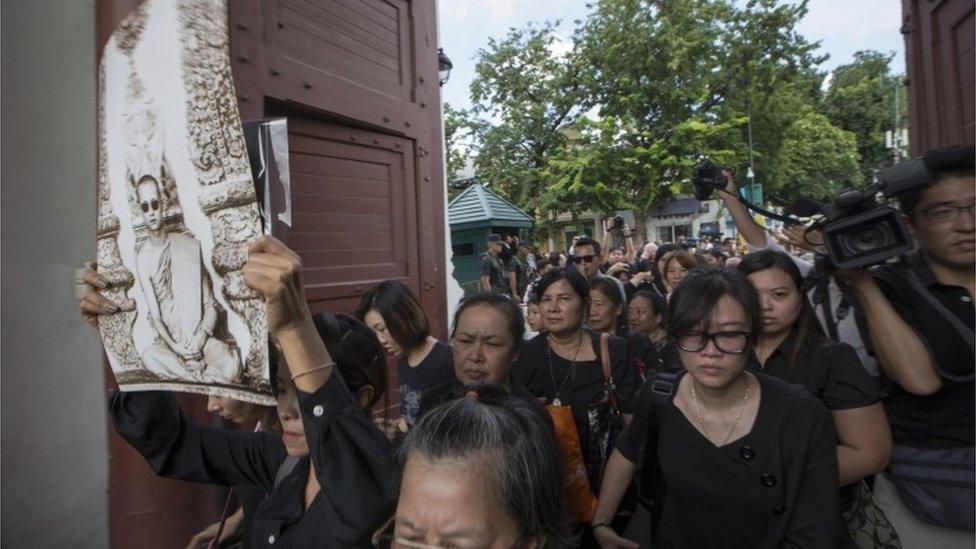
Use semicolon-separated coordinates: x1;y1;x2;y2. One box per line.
918;203;975;223
677;330;751;354
572;254;597;264
140;199;160;213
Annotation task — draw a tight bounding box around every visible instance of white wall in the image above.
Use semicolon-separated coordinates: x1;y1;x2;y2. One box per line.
1;1;110;545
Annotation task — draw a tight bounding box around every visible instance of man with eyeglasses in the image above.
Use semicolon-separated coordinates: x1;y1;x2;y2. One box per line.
835;146;975;547
133;174;241;382
572;235;627;303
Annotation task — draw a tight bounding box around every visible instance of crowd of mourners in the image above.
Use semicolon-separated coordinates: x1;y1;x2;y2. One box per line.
78;146;974;548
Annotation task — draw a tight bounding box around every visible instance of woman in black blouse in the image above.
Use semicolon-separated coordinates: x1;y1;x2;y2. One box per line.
80;236;396;548
514;268;638;495
594;268;838;549
626;291;669;380
419;291;541;414
356;280;455;428
738;250;892;545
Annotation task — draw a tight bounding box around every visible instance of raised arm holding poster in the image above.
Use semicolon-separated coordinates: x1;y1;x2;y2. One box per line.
96;0;273;404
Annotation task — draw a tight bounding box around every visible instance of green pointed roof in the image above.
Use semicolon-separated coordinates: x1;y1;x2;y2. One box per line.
448;181;534;230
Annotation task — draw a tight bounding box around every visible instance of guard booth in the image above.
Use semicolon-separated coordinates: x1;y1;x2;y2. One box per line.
448;182;533;295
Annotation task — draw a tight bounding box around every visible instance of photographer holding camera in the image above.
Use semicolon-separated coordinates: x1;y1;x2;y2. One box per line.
601;215;636;273
832;148;975;547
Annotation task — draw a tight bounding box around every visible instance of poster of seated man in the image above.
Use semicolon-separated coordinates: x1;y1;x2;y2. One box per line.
96;0;272;404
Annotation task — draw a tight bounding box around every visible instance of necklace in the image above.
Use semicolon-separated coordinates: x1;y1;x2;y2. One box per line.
546;330;584;406
690;375;751;446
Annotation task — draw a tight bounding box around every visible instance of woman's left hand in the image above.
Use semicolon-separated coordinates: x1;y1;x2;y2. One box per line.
243;236;312;338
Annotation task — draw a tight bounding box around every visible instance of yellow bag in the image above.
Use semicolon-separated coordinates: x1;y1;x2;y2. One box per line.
546;403;598;523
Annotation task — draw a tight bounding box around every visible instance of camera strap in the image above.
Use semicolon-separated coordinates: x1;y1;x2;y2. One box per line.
902;267;975;363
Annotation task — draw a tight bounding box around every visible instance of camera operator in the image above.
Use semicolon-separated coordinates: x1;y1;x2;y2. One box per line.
601;217;636;273
716;173;879;376
830;148;975;547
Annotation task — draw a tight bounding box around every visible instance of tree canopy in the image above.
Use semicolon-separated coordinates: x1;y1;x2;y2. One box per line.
447;0;904;241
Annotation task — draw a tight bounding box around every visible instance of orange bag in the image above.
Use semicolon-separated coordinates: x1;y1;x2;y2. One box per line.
547;403;598;523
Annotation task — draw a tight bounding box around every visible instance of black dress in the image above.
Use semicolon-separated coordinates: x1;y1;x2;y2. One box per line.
110;374;396;548
397;340;455;427
514;330;638;490
619;372;838;548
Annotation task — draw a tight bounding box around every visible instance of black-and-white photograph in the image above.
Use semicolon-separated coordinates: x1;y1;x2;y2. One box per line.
96;0;272;404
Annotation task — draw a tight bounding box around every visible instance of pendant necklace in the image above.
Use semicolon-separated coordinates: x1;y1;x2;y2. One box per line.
690;375;751;446
546;330;584;406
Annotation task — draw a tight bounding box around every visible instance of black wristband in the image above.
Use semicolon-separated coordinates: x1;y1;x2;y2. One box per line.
590;522;611;531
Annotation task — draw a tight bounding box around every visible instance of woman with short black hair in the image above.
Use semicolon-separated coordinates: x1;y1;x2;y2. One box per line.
589;276;628;337
390;385;573;548
419;291;542;415
594;268;838;548
356;280;454;427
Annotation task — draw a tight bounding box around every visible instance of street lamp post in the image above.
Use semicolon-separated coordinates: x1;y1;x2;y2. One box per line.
438;48;453;87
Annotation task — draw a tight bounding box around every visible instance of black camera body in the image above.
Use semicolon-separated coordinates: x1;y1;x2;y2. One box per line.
612;214;626;231
693;161;728;201
817;191;912;269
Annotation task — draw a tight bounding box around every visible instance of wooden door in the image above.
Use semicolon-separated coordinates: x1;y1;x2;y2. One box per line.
903;0;976;152
100;0;446;546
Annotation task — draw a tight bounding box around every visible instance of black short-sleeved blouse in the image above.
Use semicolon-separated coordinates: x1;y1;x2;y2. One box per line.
638;373;839;548
746;330;881;411
110;373;396;548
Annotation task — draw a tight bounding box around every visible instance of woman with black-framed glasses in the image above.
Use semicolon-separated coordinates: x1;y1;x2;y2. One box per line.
592;268;838;548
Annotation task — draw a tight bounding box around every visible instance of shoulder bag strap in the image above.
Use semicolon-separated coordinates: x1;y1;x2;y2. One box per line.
638;372;678;528
600;332;620;415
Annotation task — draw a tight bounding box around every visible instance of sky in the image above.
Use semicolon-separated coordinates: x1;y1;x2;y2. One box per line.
436;0;907;112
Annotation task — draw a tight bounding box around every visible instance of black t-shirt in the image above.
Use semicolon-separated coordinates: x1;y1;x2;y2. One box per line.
746;330;880;411
874;253;975;448
398;340;455;427
651;374;839;548
480;252;510;295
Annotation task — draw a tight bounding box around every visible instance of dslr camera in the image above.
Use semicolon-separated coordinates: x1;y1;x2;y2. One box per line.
692;160;729;201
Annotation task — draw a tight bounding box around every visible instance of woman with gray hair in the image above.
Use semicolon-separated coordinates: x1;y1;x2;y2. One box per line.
386;385;574;548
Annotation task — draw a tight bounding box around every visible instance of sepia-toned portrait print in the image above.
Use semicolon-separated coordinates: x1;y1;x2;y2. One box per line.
97;0;273;404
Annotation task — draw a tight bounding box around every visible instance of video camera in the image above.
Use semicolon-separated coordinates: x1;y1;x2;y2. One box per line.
692;148;973;269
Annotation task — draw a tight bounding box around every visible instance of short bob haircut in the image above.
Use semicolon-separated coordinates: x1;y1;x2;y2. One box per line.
663;249;698;275
398;384;573;548
354;280;430;350
665;268;761;347
534;267;590;306
450;291;525;352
